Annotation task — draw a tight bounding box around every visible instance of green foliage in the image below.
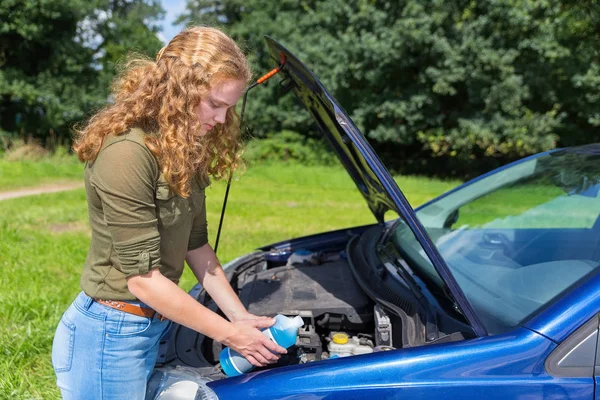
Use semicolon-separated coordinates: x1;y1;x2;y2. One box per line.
0;0;164;143
243;130;337;165
178;0;600;174
3;0;598;176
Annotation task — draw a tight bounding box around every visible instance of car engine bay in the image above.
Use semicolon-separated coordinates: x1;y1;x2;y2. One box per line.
237;250;389;363
156;227;471;377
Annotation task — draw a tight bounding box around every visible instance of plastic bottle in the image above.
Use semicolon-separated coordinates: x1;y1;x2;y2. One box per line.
219;314;304;377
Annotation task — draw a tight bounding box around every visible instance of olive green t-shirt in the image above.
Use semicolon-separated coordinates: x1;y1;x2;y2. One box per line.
80;128;209;300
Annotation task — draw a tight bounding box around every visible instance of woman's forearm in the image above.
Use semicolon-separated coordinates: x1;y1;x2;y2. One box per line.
186;244;249;321
127;267;286;366
126;268;235;342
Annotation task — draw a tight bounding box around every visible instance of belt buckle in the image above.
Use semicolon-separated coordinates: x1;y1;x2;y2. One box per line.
103;299;126;310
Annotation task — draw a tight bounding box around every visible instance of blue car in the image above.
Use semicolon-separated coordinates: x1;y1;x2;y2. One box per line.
146;37;600;399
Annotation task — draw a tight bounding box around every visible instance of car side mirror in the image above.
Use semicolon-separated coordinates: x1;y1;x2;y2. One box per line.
443;209;459;229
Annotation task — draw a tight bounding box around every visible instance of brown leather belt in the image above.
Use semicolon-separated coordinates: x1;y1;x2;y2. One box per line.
94;298;168;321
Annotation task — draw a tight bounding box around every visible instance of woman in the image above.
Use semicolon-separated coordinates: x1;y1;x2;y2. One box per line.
51;26;286;399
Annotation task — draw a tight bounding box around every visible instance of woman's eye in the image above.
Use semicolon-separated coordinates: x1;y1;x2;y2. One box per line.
210;101;219;108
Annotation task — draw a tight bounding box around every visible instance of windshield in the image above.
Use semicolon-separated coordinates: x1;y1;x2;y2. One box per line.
386;146;600;334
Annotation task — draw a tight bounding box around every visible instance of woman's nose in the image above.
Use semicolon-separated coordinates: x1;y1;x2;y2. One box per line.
214;109;226;124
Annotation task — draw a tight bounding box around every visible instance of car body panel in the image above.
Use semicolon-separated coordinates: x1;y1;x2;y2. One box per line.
208;328;594;399
264;36;486;337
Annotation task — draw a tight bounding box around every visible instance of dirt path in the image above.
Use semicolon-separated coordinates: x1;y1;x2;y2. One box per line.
0;182;84;201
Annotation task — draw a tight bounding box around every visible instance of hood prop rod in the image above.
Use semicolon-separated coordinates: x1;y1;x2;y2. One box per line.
214;54;287;255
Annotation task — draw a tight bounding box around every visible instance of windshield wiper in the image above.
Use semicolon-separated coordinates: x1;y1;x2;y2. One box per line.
379;219;466;319
378;242;440;342
377;218;402;247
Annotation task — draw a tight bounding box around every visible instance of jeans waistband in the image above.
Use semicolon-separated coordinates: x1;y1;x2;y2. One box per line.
77;292;151;309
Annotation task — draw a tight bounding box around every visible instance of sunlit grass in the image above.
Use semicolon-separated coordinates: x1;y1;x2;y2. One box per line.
0;158;82;191
456;184;571;228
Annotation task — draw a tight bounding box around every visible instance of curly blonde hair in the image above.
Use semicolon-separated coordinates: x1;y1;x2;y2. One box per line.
73;26;252;197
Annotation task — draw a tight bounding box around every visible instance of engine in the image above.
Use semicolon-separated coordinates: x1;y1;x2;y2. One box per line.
234;250;396;366
160;243;466;373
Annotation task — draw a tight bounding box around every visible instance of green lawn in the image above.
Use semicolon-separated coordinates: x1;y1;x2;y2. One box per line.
0;161;459;399
0;158;83;191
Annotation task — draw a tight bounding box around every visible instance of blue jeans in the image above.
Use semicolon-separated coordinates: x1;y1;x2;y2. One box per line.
52;292;171;400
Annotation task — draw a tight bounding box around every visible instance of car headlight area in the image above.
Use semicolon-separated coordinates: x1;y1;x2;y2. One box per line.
146;366;219;400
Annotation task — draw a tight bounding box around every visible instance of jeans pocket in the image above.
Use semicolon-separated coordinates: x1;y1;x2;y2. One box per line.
105;311;153;337
52;318;76;373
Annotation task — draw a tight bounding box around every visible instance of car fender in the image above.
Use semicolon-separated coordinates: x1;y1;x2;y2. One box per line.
208;328;590;400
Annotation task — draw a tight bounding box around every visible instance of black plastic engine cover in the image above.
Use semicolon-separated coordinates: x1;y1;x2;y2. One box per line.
238;260;373;330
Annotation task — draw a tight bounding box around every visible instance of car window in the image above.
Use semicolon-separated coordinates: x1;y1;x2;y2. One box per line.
545;314;599;377
453;178;600;230
403;149;600;334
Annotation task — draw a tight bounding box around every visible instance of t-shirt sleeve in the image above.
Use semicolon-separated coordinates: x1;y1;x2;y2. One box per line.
188;191;209;251
89;139;161;278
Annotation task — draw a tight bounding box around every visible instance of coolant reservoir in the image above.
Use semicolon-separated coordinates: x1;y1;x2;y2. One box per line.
327;332;373;357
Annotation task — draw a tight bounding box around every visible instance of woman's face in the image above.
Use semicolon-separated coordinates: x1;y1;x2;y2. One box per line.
195;79;246;136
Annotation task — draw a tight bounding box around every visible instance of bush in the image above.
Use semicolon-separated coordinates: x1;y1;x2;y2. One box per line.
47;144;79;164
243;130;337;166
3;139;49;161
1;135;77;163
182;1;600;172
0;129;14;156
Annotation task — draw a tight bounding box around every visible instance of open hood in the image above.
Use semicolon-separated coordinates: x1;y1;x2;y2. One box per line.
264;36;486;336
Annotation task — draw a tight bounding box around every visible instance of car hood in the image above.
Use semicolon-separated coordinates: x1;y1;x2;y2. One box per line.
264;37;486;336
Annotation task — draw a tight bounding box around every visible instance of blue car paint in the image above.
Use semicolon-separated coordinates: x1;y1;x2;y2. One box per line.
208;328;593;399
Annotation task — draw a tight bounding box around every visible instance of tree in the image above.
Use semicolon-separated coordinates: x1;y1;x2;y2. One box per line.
0;0;164;144
178;0;600;176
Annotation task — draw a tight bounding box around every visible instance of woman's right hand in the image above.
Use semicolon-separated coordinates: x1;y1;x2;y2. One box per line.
222;318;287;367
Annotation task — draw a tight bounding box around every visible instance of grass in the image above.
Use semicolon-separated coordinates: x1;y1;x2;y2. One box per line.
0;157;83;191
457;183;565;227
0;161;460;399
